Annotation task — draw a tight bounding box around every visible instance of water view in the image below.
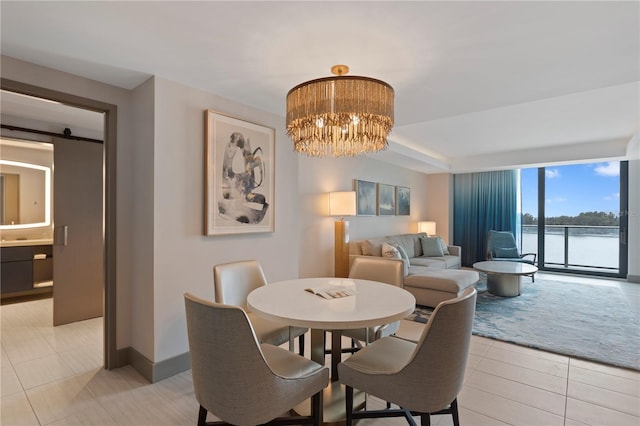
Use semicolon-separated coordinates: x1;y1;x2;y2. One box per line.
521;232;619;270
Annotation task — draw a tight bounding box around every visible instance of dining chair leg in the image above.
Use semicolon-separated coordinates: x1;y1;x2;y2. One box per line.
420;413;431;426
451;398;460;426
197;405;207;426
299;333;305;356
311;390;323;426
345;385;354;426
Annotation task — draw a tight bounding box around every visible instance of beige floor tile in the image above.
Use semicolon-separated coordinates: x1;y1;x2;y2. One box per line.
2;331;56;363
57;344;103;375
469;337;493;357
569;365;640;397
571;358;640;380
490;339;570;364
13;353;76;390
25;372;102;426
564;418;591;426
1;344;12;367
465;370;567;415
98;385;189;426
2;365;25;396
457;407;511;425
566;396;640;426
475;357;568;394
568;379;640;417
46;405;119;426
459;386;564;425
484;345;569;377
0;391;40;426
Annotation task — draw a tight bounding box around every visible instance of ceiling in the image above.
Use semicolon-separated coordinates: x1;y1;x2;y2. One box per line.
1;1;638;173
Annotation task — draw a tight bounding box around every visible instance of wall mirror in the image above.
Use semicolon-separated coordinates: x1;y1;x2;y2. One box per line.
0;138;53;230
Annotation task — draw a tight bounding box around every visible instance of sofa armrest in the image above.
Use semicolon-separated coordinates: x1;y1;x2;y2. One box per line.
447;245;461;257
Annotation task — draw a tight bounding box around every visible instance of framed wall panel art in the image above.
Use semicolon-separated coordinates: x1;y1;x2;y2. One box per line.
355;179;377;216
396;186;410;215
377;183;395;215
204;110;275;235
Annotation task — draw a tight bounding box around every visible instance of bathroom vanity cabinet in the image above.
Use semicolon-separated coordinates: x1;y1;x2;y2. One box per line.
1;244;53;299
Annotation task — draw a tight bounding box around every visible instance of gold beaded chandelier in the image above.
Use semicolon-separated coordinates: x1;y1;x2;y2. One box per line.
286;65;394;157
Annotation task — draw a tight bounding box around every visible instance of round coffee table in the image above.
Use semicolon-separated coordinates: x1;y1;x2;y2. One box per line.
473;261;538;297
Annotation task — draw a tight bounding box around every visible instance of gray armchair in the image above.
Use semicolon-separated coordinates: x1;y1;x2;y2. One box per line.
184;293;328;425
338;288;477;426
487;230;536;282
213;260;307;354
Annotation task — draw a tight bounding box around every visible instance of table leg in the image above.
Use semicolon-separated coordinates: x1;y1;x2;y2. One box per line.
487;273;522;297
298;329;365;424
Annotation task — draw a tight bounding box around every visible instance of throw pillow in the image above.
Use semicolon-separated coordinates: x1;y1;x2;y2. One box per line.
420;237;444;257
495;247;520;258
393;244;410;262
382;243;409;275
381;242;401;259
436;237;450;255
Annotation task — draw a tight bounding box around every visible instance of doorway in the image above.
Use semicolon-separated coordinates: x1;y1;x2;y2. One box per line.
1;78;118;369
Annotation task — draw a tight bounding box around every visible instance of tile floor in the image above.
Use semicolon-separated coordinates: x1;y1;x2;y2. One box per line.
1;273;639;425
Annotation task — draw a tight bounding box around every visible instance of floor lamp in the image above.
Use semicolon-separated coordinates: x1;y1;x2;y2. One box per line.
329;191;356;278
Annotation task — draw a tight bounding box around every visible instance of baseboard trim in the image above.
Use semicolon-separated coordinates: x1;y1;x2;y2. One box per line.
121;347;190;383
627;274;640;283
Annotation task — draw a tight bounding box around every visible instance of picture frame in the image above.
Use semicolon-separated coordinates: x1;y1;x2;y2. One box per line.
204;110;275;235
355;179;377;216
377;183;396;215
395;186;411;215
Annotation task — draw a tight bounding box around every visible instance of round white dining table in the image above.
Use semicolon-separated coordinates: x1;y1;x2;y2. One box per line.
247;277;416;423
247;277;416;331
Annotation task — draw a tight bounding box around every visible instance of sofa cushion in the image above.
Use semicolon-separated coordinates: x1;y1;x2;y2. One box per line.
386;234;421;258
404;269;479;293
420;237;444;257
409;258;447;269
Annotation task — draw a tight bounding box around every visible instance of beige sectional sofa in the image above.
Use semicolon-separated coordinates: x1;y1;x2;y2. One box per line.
349;232;479;307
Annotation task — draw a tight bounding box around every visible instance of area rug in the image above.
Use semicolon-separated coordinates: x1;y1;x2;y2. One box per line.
407;277;640;371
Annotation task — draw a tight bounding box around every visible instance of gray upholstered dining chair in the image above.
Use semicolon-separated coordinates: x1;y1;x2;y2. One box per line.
342;257;405;346
338;287;477;426
213;260;307;355
184;293;328;426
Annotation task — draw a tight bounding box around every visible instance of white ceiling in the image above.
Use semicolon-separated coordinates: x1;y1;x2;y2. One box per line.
1;1;638;173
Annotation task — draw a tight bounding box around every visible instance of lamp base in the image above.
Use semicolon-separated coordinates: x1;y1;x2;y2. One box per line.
334;220;350;278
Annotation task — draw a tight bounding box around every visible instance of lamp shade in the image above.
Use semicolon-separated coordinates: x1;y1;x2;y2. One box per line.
418;221;437;236
329;191;356;217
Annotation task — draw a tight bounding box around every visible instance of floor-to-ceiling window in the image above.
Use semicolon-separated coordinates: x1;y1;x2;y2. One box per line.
520;161;628;278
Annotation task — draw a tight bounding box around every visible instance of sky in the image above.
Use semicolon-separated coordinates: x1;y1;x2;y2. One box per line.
521;161;621;218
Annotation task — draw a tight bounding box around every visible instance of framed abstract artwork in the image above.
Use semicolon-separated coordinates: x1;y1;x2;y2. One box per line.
377;183;395;215
355;179;377;216
204;110;275;235
396;186;410;215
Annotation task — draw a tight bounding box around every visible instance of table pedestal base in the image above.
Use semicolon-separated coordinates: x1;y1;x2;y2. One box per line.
293;382;366;426
487;273;522;297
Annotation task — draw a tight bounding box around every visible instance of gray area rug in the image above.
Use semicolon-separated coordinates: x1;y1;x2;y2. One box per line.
408;276;640;371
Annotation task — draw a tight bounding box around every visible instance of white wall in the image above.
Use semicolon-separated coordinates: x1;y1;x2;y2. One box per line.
151;77;300;361
297;155;431;278
425;173;454;244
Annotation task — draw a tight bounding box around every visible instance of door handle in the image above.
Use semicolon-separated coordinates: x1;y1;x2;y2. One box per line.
54;225;68;246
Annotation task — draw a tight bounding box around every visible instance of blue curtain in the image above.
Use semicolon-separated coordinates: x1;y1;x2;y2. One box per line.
453;170;518;267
